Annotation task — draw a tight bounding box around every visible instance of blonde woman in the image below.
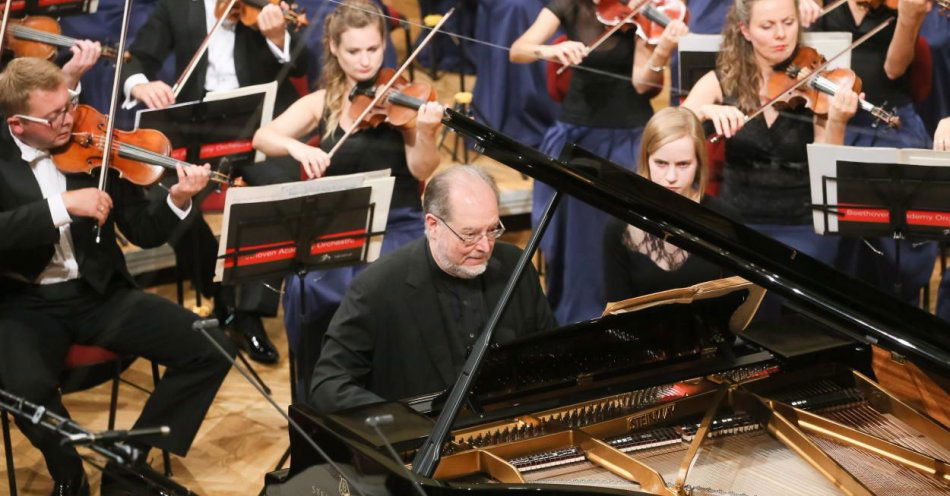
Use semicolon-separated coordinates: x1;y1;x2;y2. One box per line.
252;0;443;391
682;0;858;266
602;107;727;301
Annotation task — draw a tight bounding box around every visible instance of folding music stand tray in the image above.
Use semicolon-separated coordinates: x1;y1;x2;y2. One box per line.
807;143;950;296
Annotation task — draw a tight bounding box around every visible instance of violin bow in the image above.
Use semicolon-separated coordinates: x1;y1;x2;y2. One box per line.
554;0;653;75
326;7;455;159
710;16;893;142
820;0;849;16
171;0;239;99
0;0;13;55
93;0;136;243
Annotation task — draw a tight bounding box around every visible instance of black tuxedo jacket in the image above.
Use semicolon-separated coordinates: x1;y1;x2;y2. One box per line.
123;0;311;114
310;238;558;413
0;126;189;295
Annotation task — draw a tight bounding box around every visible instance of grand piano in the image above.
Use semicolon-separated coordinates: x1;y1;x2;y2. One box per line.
265;110;950;496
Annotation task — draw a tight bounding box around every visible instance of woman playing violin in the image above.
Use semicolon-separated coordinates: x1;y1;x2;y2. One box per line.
682;0;859;267
252;0;444;392
508;0;690;324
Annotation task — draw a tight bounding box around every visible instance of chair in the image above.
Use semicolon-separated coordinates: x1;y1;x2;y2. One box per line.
2;345;168;496
383;5;414;81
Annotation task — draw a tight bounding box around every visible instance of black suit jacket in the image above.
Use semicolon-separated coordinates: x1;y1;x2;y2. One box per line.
0;126;189;295
123;0;311;114
310;238;557;413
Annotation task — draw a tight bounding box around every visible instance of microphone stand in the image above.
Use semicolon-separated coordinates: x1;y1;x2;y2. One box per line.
190;318;370;496
0;388;141;466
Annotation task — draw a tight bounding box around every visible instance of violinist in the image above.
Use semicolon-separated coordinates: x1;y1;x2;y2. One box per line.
508;0;689;324
0;57;233;496
682;0;858;267
251;0;443;397
812;0;936;307
120;0;313;363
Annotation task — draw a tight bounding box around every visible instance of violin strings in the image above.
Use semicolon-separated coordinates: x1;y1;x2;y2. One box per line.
11;26;77;47
88;135;228;182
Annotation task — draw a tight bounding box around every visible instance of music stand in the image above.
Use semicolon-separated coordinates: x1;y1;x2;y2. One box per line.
807;143;950;296
215;171;394;400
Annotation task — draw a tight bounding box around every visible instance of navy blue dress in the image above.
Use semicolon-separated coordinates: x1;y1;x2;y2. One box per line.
535;0;654;324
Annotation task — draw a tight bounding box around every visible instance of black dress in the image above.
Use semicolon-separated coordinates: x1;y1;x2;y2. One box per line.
602;218;727;303
716;79;815;226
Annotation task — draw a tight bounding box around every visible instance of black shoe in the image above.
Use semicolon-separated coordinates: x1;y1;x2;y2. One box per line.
100;460;192;496
233;311;279;364
50;472;88;496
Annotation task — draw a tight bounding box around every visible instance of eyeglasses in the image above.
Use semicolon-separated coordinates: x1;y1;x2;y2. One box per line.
434;214;505;247
15;96;78;128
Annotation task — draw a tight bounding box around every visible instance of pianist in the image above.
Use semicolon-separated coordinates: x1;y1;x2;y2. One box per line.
602;107;728;303
310;165;557;413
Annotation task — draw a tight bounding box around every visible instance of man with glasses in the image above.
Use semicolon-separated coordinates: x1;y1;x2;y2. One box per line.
0;57;234;496
310;165;557;413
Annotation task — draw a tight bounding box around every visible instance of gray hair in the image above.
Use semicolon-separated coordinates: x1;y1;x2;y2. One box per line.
423;165;499;221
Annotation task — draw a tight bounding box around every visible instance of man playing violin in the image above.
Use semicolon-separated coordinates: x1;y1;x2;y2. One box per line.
119;0;314;364
0;57;234;496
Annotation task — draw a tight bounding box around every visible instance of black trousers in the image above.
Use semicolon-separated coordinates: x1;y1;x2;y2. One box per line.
0;278;235;481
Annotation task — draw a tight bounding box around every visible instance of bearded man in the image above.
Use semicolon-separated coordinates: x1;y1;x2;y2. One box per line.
309;165;556;413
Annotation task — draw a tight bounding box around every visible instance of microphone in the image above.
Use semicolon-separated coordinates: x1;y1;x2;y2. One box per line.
364;414;394;427
191;318;219;330
364;414;428;496
61;426;170;446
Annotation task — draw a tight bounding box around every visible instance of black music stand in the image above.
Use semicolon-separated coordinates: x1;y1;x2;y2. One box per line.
808;145;950;297
218;178;390;472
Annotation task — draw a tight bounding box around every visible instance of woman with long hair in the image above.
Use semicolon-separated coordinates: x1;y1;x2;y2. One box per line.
252;0;443;395
602;107;727;302
682;0;859;266
509;0;690;324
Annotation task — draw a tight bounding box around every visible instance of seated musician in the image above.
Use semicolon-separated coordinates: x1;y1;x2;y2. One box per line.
602;107;729;304
0;57;234;496
119;0;314;364
309;166;557;413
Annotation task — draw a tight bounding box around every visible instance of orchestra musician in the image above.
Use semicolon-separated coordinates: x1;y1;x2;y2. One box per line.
509;0;690;325
0;57;234;496
309;165;556;414
811;0;937;308
118;0;315;364
602;107;729;304
251;0;444;397
682;0;859;268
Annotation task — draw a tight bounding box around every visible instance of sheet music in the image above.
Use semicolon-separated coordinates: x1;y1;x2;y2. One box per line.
213;170;395;282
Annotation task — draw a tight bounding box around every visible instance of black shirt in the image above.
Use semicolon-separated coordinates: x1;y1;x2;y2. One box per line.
427;242;489;375
319;123;422;210
602;218;727;303
546;0;654;128
813;4;912;107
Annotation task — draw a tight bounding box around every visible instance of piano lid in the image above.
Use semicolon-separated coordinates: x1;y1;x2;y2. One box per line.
442;109;950;374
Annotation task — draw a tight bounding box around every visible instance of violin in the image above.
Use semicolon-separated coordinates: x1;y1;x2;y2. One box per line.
53;104;231;186
767;46;900;128
347;67;438;130
595;0;689;45
4;16;128;60
214;0;309;31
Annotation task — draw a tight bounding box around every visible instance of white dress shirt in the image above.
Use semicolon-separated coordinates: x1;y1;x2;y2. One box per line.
123;0;290;107
10;131;192;284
